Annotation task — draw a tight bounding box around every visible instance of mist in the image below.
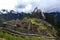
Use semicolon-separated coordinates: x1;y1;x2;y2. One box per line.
0;0;60;12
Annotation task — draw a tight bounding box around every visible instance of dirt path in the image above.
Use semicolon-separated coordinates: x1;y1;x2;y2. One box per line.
0;38;5;40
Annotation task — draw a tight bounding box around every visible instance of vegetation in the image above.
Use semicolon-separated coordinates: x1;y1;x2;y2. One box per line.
29;19;47;29
0;29;56;40
0;8;59;40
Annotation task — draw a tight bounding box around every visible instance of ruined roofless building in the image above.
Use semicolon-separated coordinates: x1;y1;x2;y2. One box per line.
33;7;46;20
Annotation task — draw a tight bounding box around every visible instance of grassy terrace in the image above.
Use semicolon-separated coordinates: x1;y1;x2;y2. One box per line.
0;29;55;40
29;19;47;29
0;18;56;40
28;18;55;37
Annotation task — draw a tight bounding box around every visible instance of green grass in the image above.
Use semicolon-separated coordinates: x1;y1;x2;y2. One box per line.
0;18;56;40
29;19;47;29
0;29;55;40
30;19;39;25
39;25;47;29
28;19;54;37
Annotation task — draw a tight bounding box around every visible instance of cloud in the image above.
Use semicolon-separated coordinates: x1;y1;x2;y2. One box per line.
0;0;17;11
0;0;60;12
16;0;60;12
16;0;40;12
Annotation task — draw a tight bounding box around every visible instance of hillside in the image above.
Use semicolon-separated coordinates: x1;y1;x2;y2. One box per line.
0;8;58;40
0;17;57;40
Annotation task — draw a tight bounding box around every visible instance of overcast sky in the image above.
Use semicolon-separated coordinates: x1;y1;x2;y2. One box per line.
0;0;60;12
